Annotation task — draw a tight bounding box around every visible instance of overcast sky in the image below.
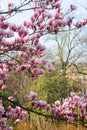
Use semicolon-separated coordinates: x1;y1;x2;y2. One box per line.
0;0;87;24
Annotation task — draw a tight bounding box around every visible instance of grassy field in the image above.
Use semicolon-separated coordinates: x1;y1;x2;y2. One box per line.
13;119;87;130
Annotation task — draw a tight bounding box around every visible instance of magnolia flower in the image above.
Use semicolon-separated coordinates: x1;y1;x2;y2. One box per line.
1;85;6;91
54;100;60;107
70;5;77;11
15;66;22;72
31;100;36;106
45;104;51;111
46;64;53;72
68;116;75;123
75;22;83;28
19;52;29;59
10;24;17;31
36;100;47;108
8;96;15;102
29;91;38;100
0;15;5;22
0;118;7;126
70;92;76;97
52;108;58;115
0;80;3;88
15;119;21;124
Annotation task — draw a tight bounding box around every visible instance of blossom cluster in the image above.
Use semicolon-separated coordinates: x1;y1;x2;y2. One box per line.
29;91;87;123
0;12;56;80
53;92;87;123
29;91;51;111
0;100;13;130
0;99;28;130
6;106;28;123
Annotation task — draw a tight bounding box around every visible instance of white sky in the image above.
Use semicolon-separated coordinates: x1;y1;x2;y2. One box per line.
0;0;87;24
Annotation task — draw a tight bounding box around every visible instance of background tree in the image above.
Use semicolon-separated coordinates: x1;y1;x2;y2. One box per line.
43;29;87;74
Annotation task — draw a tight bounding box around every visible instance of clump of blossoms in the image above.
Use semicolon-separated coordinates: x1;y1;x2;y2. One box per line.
28;91;51;111
0;0;87;129
28;91;87;124
0;100;13;130
52;92;87;123
6;106;28;123
0;98;28;129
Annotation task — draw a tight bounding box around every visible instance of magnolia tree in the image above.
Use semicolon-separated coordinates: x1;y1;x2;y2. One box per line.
0;0;87;129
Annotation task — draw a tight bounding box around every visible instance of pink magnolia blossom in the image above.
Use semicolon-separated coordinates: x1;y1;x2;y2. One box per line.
45;104;51;111
67;17;73;27
8;96;15;102
8;3;14;7
0;15;5;22
0;80;3;88
19;52;29;59
31;100;36;107
15;66;22;72
10;24;17;31
70;92;76;97
52;108;58;115
29;91;38;100
15;119;21;124
36;100;47;108
6;106;28;122
68;116;75;123
39;23;45;29
75;22;83;28
46;64;53;72
54;100;60;107
1;85;6;91
70;5;77;11
0;22;9;29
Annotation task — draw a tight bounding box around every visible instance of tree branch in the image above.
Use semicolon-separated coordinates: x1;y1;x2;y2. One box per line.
0;94;67;121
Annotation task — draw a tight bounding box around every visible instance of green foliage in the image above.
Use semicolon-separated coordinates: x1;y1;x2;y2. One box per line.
41;72;70;104
0;90;12;108
0;90;20;109
32;71;70;104
0;89;11;97
32;69;84;105
47;75;68;103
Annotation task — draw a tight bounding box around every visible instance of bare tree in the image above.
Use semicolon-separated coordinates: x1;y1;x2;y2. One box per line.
43;29;87;75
